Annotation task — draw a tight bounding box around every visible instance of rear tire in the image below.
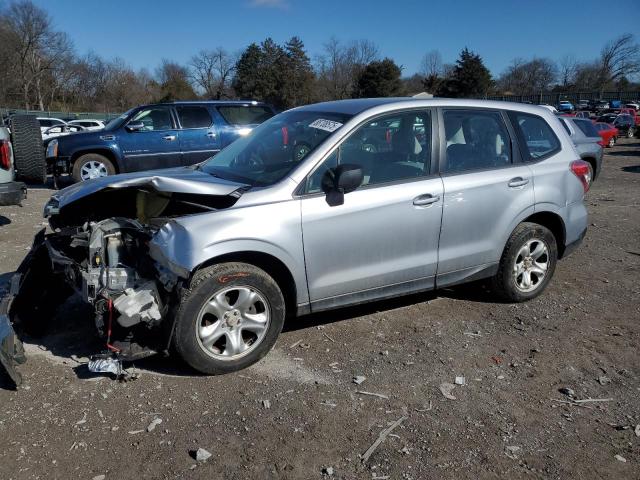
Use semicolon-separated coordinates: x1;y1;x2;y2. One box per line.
10;115;47;184
72;153;115;182
173;262;285;375
491;222;558;302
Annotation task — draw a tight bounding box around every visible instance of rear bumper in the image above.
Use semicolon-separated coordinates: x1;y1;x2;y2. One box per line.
563;227;586;259
0;181;26;206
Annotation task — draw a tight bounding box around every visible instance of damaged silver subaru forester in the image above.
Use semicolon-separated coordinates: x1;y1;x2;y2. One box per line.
0;98;590;385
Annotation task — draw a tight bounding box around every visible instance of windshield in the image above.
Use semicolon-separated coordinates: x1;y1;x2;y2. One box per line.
104;109;135;130
201;109;352;187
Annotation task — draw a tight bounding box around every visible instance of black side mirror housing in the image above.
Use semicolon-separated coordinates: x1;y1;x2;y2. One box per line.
126;121;145;132
322;163;363;206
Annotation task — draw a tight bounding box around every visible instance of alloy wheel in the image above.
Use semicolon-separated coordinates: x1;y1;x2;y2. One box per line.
196;286;271;360
80;160;109;180
513;239;550;293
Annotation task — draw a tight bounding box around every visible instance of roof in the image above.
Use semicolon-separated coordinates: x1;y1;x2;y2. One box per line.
157;100;269;106
294;97;563;117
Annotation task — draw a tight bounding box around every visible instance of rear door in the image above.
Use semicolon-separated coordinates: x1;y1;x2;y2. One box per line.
118;106;181;172
176;105;221;165
436;108;534;284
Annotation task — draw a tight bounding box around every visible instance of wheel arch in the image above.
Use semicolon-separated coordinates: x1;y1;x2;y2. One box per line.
71;148;121;173
581;155;598;179
193;251;298;319
522;211;567;258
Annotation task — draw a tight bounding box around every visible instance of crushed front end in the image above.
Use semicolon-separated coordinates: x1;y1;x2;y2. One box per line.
1;170;247;387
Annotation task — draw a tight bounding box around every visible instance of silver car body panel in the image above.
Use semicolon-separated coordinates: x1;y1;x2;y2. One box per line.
49;98;587;312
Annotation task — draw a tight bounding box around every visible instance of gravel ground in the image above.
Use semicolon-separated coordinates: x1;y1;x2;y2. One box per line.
0;140;639;480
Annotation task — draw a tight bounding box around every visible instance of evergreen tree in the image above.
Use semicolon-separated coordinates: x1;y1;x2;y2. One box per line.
282;36;315;108
232;43;263;100
353;58;402;98
440;48;493;98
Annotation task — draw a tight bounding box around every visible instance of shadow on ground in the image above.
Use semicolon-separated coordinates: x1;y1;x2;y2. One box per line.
622;165;640;173
0;277;502;388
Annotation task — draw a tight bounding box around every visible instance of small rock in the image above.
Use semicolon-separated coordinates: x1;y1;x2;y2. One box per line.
614;454;626;463
400;446;410;455
559;387;575;397
353;375;366;385
635;424;640;437
454;376;465;386
147;417;162;432
262;400;271;409
92;476;106;480
598;376;611;386
439;382;456;400
322;466;334;476
193;448;212;462
505;446;521;458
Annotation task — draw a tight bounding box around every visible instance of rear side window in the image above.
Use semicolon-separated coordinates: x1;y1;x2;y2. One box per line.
573;119;599;138
509;112;560;161
442;109;511;173
217;106;274;126
176;106;212;129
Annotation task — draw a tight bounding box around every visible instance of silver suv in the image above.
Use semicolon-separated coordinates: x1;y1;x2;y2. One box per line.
1;99;589;383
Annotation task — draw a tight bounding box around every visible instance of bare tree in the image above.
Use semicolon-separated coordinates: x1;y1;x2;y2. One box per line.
419;50;443;77
598;34;640;89
558;54;578;88
189;48;235;99
315;37;380;100
498;57;557;94
5;0;73;109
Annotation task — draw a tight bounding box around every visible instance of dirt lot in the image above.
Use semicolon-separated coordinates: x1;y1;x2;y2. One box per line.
1;141;639;480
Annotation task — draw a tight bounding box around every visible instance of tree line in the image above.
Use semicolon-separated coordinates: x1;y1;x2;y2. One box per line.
1;0;638;114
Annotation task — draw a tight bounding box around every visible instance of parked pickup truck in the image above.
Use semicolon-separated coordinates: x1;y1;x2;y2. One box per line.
46;101;275;183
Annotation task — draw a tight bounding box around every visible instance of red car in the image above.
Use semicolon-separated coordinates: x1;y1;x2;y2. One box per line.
593;122;618;147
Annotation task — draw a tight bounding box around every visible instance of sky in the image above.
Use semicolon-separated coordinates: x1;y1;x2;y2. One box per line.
29;0;640;76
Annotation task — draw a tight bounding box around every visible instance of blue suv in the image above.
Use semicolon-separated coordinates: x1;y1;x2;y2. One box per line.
46;101;275;182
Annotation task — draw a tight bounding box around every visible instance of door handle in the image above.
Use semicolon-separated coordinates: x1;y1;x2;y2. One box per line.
508;177;529;188
162;135;176;141
206;132;216;138
413;194;441;206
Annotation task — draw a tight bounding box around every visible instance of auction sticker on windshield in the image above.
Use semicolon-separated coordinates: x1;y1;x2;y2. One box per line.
309;119;343;132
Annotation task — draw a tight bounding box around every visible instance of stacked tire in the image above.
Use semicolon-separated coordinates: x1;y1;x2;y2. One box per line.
11;115;47;185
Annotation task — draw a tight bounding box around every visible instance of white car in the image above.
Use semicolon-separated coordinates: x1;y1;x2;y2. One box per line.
37;117;66;133
41;124;85;141
68;119;106;131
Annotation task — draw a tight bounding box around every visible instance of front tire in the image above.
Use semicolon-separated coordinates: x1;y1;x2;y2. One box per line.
173;262;285;375
491;222;558;302
72;153;115;182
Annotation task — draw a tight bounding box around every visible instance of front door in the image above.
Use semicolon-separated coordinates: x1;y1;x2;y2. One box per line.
118;106;181;172
176;105;221;165
300;109;444;310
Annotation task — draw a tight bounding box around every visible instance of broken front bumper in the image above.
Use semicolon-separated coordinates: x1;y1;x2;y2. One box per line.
0;273;27;387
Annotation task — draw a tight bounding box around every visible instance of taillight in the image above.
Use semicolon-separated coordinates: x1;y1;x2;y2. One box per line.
0;140;10;170
570;160;591;193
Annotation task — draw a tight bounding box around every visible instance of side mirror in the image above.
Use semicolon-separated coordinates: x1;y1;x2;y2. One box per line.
126;121;145;132
322;163;363;206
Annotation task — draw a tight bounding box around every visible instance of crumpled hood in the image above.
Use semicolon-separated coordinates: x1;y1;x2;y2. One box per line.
52;167;249;209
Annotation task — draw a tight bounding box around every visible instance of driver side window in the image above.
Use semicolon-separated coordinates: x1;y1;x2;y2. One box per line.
131;107;174;131
305;110;432;194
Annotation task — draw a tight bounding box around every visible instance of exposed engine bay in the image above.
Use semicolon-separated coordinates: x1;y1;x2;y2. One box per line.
1;170;248;387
